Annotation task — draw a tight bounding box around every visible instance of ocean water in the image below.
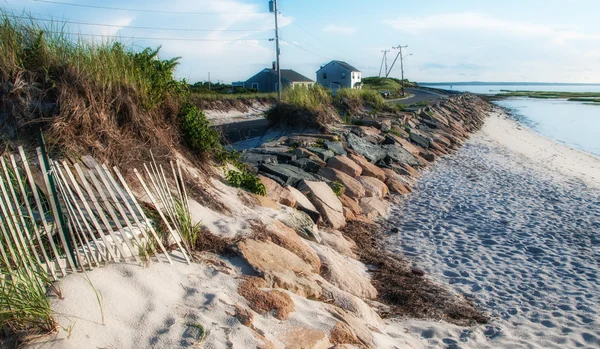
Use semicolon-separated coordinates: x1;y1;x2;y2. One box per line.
387;134;600;348
494;98;600;157
421;84;600;158
420;83;600;95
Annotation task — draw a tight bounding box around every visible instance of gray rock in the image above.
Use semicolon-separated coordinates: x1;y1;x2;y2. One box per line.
306;147;335;162
241;152;278;167
345;132;387;163
281;210;322;243
410;132;430;148
258;163;317;186
382;144;424;167
323;141;347;156
290;158;323;174
248;147;296;162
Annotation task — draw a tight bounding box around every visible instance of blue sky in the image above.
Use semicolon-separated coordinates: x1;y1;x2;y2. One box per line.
6;0;600;83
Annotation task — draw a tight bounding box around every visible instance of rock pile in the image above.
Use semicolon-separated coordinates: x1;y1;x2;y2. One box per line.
240;94;490;229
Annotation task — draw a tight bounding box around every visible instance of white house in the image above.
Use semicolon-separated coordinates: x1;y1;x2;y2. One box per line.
316;60;362;91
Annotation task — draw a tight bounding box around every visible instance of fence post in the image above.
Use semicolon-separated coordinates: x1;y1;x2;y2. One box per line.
37;132;77;271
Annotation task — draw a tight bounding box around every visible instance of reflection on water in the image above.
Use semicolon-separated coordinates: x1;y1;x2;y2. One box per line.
494;98;600;157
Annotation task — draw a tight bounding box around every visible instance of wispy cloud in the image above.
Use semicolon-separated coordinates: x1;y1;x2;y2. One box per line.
383;12;600;44
322;25;357;35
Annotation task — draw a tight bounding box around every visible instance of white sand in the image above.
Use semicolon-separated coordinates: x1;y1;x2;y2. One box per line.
386;111;600;348
483;108;600;189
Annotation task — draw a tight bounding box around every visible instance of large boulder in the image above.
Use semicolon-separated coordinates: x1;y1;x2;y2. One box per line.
347;154;386;182
359;197;389;219
382;144;424;167
382;169;412;194
240;152;278;168
338;194;362;216
318;168;365;200
309;242;377;299
324;141;347;156
287;186;321;223
319;229;357;258
281;210;321;243
248;147;297;162
298;180;346;229
326;155;362;178
356;176;389;198
307;147;335;162
237;239;322;298
345;133;387;163
290;158;324;174
258;163;317;186
409;130;431;148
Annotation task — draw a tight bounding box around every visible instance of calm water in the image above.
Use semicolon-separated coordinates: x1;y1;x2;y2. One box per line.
421;84;600;157
420;83;600;95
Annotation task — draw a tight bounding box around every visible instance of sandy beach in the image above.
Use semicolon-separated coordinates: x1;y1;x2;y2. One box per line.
386;109;600;348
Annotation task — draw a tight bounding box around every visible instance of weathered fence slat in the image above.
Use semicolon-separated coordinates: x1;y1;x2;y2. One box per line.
19;146;65;277
37;148;77;272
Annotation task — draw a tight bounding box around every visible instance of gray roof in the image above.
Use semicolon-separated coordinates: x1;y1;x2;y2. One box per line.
333;60;360;72
267;69;314;82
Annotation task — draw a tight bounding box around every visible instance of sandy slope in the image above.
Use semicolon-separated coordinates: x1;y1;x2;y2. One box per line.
483;108;600;189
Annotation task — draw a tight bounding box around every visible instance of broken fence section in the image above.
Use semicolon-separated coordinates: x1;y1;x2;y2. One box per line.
0;146;192;280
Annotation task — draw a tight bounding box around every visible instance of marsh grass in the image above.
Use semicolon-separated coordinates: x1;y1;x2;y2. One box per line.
0;11;188;165
174;199;202;250
0;260;56;338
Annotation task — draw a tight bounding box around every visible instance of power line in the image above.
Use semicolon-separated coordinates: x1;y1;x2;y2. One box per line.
43;31;270;42
281;13;352;60
7;14;269;32
280;38;332;61
32;0;270;15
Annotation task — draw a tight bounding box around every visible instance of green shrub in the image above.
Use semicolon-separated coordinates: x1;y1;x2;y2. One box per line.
179;103;222;155
330;181;345;196
226;169;266;196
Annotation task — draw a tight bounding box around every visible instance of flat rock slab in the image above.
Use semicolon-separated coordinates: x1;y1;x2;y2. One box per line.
383;144;424;167
357;176;389;198
248;147;296;162
318;167;365;200
298;180;346;229
345;133;387;163
258;163;317;186
324;141;347;155
237;239;312;275
327;155;362;178
290;158;324;174
287;186;321;223
241;152;278;167
307;147;335;162
348;154;386;182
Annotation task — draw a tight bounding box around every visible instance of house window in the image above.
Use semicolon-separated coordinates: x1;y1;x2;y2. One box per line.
341;72;346;79
251;83;259;90
323;73;327;79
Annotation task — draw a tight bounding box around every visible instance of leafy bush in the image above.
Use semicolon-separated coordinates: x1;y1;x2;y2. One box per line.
330;181;345;196
179;103;222;155
226;169;266;196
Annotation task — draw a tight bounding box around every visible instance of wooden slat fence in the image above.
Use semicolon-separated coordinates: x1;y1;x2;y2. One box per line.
0;146;192;280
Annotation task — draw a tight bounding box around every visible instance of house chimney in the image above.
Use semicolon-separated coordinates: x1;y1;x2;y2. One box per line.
272;61;277;70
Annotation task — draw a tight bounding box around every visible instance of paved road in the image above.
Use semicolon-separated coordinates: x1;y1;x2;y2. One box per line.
387;87;447;105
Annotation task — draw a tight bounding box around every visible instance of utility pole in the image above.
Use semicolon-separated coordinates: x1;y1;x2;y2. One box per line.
270;0;282;102
208;72;211;91
390;45;410;96
379;50;389;78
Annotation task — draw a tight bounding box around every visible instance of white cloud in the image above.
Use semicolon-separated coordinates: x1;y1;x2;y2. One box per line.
383;12;600;44
322;25;357;35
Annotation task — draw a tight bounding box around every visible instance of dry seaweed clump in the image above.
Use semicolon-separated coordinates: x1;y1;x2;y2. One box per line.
341;220;488;326
238;277;296;320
